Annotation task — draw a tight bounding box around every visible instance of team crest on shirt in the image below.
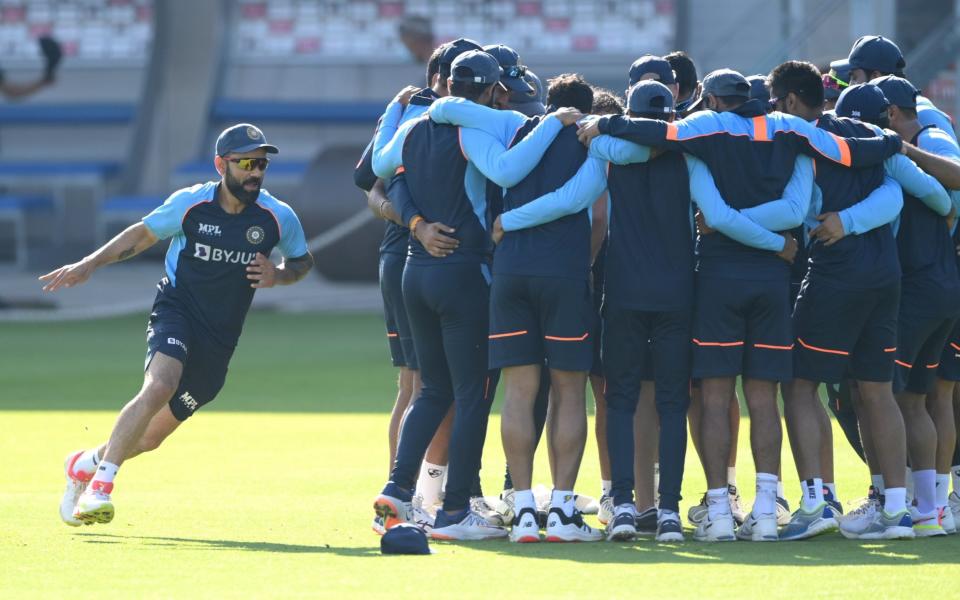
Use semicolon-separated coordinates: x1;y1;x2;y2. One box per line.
247;127;260;140
246;225;265;245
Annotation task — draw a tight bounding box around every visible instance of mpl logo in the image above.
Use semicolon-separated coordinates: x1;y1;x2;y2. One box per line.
198;223;222;236
180;391;198;411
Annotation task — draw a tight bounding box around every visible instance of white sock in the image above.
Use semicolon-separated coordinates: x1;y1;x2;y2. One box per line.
754;473;777;515
884;487;907;514
90;461;118;487
824;482;837;499
801;478;824;511
552;489;576;517
871;474;885;494
727;466;737;487
952;465;960;494
601;479;612;497
514;489;536;513
777;480;785;499
653;463;660;500
905;467;914;505
73;448;100;476
707;487;730;519
415;461;446;508
913;469;936;514
936;474;950;508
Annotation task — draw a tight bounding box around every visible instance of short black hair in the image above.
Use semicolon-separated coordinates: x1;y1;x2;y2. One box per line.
591;87;624;115
449;80;493;102
425;44;444;87
769;60;824;109
547;73;593;113
665;51;698;99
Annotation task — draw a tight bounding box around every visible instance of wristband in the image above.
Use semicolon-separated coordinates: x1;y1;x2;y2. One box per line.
408;215;424;231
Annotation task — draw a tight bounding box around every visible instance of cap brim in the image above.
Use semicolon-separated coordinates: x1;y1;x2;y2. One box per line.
509;100;546;117
501;76;534;94
229;143;279;155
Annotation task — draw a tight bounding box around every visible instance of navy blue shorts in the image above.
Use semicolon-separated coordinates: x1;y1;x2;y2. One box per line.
590;285;604;378
792;279;899;384
489;274;594;372
692;275;793;381
146;306;234;422
894;310;957;394
379;252;418;370
938;322;960;382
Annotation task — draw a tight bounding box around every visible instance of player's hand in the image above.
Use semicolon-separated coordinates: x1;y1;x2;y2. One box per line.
492;216;504;245
552;107;583;127
776;233;798;264
694;210;715;236
577;118;601;146
393;85;421;107
38;258;95;292
810;212;845;246
415;221;459;257
247;252;277;288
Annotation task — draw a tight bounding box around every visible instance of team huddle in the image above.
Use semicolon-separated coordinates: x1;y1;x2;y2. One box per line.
358;34;960;543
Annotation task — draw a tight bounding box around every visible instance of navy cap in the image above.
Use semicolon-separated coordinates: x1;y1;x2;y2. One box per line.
483;44;533;94
628;54;676;86
686;68;750;112
508;69;545;117
439;37;483;67
835;83;891;123
848;35;905;76
627;80;675;115
215;123;278;156
450;50;503;86
870;74;918;108
746;75;770;105
381;524;431;555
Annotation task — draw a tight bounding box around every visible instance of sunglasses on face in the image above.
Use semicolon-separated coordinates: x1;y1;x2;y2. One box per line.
225;157;270;171
822;73;849;91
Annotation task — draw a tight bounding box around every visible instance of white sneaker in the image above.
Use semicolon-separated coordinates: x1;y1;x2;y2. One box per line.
60;451;92;527
488;488;515;527
687;492;708;525
575;493;600;515
911;506;947;537
73;482;114;525
371;515;386;536
941;504;957;534
606;504;637;542
430;509;508;541
597;494;614;526
737;511;778;541
775;496;791;526
655;513;684;542
949;491;960;525
838;488;882;538
693;510;736;542
411;495;435;533
728;485;747;525
509;507;541;543
470;495;497;521
545;508;603;542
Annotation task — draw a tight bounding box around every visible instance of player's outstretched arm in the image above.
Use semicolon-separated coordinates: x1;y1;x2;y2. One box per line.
39;222;158;292
901;140;960;190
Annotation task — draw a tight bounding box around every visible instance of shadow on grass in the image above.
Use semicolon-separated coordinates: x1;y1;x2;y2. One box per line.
75;532;378;557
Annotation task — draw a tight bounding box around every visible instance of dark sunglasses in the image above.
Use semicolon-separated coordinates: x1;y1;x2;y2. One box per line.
505;64;527;79
225;157;270;171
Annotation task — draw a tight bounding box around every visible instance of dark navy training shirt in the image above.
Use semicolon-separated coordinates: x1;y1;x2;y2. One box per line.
142;182;308;347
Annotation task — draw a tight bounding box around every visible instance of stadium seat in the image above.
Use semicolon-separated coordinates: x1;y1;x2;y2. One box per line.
0;104;136;125
97;195;164;244
0;196;55;269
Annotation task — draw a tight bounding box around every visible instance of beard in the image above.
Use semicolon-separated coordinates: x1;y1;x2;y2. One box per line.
225;168;261;204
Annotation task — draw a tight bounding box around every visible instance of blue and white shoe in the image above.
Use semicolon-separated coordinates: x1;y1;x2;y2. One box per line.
737;511;778;541
853;509;915;540
693;510;736;542
823;488;844;515
430;508;508;541
780;502;838;541
597;494;614;526
656;512;684;542
373;482;413;531
606;504;637;542
776;496;791;526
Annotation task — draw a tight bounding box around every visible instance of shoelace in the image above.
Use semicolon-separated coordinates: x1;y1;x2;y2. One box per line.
846;498;878;518
465;511;493;528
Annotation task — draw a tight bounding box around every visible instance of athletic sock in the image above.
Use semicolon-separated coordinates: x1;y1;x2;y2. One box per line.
936;474;950;509
824;482;837;499
601;479;612;497
707;487;730;519
551;489;576;517
90;461;118;492
884;487;907;514
415;461;446;508
777;480;785;499
801;478;824;511
513;489;536;514
871;474;885;495
73;448;100;476
952;465;960;494
727;467;737;487
913;469;937;514
754;473;778;515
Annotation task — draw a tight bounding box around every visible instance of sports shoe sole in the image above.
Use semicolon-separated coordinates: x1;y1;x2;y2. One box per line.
656;531;684;542
74;502;114;525
545;535;603;542
913;526;948;538
606;527;636;542
858;526;915;540
509;533;541;543
430;528;508;541
372;496;405;530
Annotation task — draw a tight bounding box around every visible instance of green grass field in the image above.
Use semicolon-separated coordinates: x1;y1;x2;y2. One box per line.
2;312;959;598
